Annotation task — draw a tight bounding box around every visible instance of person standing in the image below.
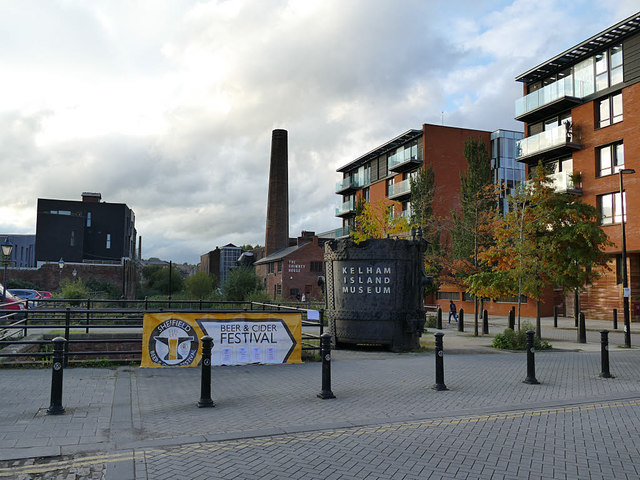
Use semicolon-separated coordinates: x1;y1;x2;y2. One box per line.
448;300;458;324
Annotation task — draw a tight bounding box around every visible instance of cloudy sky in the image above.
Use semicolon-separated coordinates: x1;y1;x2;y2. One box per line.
1;0;638;264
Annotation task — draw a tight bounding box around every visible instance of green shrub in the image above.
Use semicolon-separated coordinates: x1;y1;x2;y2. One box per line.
185;271;217;299
85;279;121;299
492;322;551;350
59;279;90;305
7;279;40;290
425;314;437;329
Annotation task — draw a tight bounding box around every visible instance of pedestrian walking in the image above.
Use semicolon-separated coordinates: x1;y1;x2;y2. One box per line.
448;300;458;324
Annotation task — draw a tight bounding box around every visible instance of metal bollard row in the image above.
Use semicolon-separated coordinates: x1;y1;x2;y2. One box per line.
47;337;66;415
317;333;336;399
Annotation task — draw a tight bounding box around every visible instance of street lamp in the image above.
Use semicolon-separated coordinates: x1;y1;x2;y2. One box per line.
58;258;64;290
1;238;13;303
619;168;635;348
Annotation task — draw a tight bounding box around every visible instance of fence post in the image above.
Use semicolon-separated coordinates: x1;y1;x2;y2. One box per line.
433;332;448;391
553;306;558;328
319;309;324;336
64;308;70;367
523;330;540;384
23;309;28;337
198;336;215;408
578;312;586;344
144;296;149;311
199;299;203;311
85;298;90;334
600;330;611;378
482;309;489;335
613;308;618;330
457;308;464;332
47;337;66;415
317;333;336;399
436;307;442;330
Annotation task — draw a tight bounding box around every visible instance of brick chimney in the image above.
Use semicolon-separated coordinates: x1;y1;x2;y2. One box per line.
265;129;289;256
82;192;102;203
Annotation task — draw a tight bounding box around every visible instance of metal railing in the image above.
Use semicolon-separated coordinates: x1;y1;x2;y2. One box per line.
0;299;325;365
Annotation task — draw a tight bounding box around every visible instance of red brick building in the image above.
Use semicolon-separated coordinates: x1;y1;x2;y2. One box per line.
335;124;535;316
515;12;640;320
254;231;326;301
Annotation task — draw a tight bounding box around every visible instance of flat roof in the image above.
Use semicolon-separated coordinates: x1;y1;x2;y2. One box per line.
516;11;640;84
336;129;422;173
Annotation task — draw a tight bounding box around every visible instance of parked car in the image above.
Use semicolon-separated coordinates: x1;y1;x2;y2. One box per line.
37;291;53;299
0;284;26;319
8;289;42;306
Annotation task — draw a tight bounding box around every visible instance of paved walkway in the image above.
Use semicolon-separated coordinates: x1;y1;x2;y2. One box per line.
1;315;640;479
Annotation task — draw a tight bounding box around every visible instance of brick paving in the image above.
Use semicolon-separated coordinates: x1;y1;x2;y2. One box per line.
1;316;640;479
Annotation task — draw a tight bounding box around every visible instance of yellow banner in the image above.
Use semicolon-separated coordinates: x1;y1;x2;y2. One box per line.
141;312;302;368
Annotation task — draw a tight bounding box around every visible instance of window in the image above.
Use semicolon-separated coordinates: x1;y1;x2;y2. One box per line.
86;212;92;227
495;295;527;303
436;291;460;301
106;233;111;249
277;261;282;273
597;93;623;128
596;44;623;91
268;263;275;274
386;178;394;196
597;142;624;176
597;191;626;225
362;187;370;203
275;284;282;296
310;261;323;273
290;288;299;298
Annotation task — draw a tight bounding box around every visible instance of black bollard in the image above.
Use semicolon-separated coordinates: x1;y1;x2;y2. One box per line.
508;309;515;330
523;330;540;385
600;330;611;378
198;336;215;407
47;337;67;415
578;312;586;344
482;309;489;335
553;306;558;328
613;308;618;330
458;308;464;332
433;332;448;391
317;333;335;399
436;307;442;330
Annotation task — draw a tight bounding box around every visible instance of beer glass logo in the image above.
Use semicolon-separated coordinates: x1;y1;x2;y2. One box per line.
149;319;199;367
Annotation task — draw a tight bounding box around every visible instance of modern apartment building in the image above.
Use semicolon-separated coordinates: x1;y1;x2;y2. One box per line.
514;12;640;320
200;244;243;285
335;123;526;315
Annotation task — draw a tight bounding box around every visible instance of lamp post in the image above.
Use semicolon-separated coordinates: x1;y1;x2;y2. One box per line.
620;168;635;348
58;258;64;290
1;238;14;303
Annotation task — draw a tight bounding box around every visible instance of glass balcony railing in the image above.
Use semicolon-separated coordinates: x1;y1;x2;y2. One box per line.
389;209;412;221
335;171;370;193
515;76;584;118
388;179;411;198
335;200;355;216
388;145;421;171
515;125;579;160
549;171;581;194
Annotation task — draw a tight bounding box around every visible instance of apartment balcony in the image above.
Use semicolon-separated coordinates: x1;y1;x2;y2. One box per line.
335;173;368;194
390;209;412;222
388;179;412;201
515;76;584;124
333;226;352;238
515;125;581;165
549;171;582;195
388;146;422;173
335;200;356;217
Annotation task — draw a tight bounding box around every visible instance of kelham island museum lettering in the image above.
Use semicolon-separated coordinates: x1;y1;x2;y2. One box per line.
342;266;392;295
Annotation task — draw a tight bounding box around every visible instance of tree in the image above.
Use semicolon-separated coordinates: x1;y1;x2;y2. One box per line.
222;267;264;301
450;138;495;335
410;165;440;294
147;265;184;295
185;271;217;299
351;199;410;243
467;165;612;332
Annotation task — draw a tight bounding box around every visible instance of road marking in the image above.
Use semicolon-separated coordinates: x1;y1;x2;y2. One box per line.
3;398;640;476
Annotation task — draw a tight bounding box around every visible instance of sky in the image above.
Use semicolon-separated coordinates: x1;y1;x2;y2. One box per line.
1;0;638;264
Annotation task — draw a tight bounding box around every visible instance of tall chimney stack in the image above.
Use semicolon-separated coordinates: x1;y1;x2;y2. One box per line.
265;129;289;256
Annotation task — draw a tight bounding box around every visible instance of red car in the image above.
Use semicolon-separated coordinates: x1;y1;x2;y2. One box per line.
37;291;53;299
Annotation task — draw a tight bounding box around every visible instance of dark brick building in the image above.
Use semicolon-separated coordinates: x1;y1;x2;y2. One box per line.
35;192;136;266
